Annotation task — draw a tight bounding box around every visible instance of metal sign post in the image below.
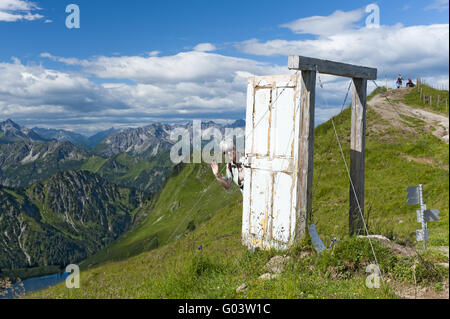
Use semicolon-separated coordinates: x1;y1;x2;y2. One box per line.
418;184;427;250
407;184;440;250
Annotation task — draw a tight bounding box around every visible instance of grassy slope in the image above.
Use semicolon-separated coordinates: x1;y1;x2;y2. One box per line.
79;161;241;267
81;156;108;173
31;89;448;298
313;105;448;248
403;84;449;114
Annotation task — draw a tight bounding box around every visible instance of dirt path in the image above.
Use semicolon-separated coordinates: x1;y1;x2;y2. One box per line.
361;236;449;299
368;88;449;144
390;280;449;299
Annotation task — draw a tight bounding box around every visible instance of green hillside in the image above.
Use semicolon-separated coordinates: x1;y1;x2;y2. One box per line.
80;161;241;267
403;84;449;114
30;88;449;299
312;96;448;248
82;152;174;194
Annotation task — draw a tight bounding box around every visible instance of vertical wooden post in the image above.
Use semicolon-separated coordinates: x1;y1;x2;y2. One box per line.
296;70;316;241
349;78;367;236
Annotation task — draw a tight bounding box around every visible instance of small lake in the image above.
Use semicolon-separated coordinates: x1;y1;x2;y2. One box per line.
1;272;69;299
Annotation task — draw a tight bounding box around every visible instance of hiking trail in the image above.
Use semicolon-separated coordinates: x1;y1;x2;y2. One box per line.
369;87;449;144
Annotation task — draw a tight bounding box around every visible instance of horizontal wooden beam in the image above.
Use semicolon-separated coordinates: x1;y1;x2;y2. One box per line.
288;55;377;80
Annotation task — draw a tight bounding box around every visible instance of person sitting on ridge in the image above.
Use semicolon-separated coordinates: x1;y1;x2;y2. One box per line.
406;78;415;87
210;139;244;194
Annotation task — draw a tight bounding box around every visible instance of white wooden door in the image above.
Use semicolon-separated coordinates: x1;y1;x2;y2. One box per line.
242;74;302;250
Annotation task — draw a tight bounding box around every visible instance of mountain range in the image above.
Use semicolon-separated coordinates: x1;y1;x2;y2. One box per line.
0;140;89;187
0;119;245;191
0;119;47;144
31;127;121;150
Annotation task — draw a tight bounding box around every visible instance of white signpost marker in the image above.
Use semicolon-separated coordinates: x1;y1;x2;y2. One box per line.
407;184;440;250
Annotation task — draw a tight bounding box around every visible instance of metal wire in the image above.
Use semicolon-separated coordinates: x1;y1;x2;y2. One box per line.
371;80;404;117
316;67;385;286
311;79;353;224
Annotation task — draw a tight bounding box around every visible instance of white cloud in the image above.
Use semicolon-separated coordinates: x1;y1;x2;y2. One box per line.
236;24;449;82
40;52;90;67
148;51;160;57
425;0;449;11
0;58;126;113
3;6;449;133
238;8;449;83
0;0;43;22
0;0;38;11
0;10;41;21
41;50;284;84
1;51;289;132
236;9;449;126
280;9;364;35
0;50;356;133
193;43;217;52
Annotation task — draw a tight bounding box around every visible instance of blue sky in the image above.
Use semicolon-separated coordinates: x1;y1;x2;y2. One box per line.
0;0;449;134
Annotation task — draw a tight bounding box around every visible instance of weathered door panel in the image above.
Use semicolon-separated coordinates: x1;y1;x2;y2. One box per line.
253;88;271;156
272;172;295;243
249;169;273;237
271;84;296;158
242;74;302;250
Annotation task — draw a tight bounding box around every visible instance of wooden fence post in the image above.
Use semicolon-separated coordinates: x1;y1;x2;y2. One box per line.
349;78;367;235
296;70;316;240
